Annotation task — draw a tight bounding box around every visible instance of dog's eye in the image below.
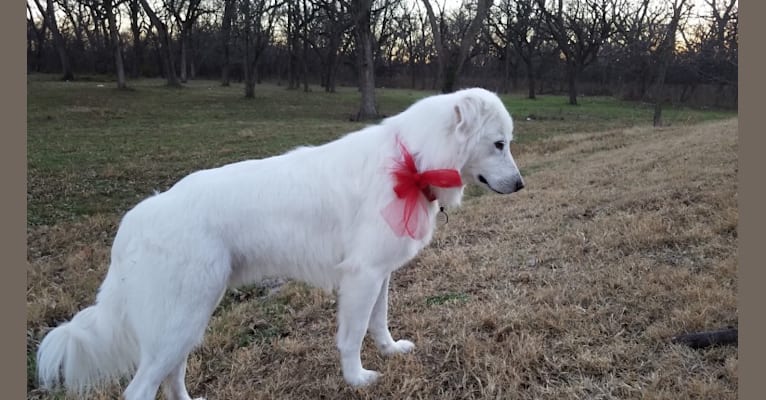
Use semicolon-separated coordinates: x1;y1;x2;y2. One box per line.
494;141;504;150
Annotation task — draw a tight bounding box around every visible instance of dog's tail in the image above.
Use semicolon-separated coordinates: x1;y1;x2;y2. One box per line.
36;278;139;395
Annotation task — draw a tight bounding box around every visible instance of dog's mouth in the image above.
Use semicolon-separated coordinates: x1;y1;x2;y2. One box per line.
478;174;505;194
478;174;525;194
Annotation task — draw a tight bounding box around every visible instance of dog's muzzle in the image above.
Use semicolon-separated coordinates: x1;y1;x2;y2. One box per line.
478;175;524;194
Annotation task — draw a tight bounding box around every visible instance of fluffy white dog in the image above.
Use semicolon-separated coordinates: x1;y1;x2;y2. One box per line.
37;88;524;400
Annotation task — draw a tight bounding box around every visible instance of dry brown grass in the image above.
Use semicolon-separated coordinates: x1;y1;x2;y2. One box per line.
27;119;738;399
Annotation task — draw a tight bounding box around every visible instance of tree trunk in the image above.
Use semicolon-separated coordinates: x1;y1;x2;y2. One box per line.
139;0;180;87
245;78;255;98
356;37;377;119
424;0;492;93
527;60;536;99
423;0;449;86
302;40;310;92
243;40;255;98
242;0;255;98
221;0;235;86
61;5;86;69
322;26;344;93
244;53;256;96
326;45;338;92
189;30;197;80
34;0;74;81
421;0;444;90
129;0;143;78
652;0;686;127
104;0;127;89
652;101;663;127
442;60;458;94
27;3;47;72
351;0;378;120
409;49;416;90
286;2;298;90
190;52;196;80
300;0;310;92
451;0;492;92
180;32;188;83
567;63;578;105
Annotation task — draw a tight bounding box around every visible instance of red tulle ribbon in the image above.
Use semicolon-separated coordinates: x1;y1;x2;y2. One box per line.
382;138;463;239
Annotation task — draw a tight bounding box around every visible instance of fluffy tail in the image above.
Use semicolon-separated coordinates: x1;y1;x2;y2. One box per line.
36;296;139;395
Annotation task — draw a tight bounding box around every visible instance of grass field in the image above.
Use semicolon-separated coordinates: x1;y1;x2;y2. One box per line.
26;75;738;399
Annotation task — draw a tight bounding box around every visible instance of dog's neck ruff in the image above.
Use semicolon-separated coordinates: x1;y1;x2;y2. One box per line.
381;137;462;239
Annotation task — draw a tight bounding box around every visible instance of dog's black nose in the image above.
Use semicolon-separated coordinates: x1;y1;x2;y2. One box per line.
514;180;525;192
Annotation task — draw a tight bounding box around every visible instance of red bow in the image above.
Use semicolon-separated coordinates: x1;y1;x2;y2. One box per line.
382;138;463;239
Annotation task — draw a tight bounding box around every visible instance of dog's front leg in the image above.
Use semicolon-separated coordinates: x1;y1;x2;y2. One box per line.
368;274;415;356
336;270;385;387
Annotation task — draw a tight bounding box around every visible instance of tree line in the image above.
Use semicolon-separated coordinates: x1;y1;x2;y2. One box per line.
27;0;738;121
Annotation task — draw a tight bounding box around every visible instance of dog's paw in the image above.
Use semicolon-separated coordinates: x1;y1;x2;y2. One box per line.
345;369;381;387
380;339;415;356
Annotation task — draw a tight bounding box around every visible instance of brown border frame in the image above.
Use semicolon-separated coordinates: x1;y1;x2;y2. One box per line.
3;1;29;398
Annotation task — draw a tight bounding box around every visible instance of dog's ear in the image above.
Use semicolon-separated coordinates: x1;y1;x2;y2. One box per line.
453;93;485;142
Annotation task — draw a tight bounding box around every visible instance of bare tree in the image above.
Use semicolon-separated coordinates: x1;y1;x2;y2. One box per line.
87;0;112;70
706;0;738;53
651;0;689;126
347;0;378;119
387;3;427;89
536;0;619;105
58;0;89;68
139;0;181;86
489;0;545;96
220;0;236;86
612;0;665;100
27;2;48;72
167;0;204;83
394;6;418;88
285;0;319;91
420;0;445;89
683;0;738;86
33;0;75;80
100;0;128;88
422;0;493;93
488;0;518;93
312;0;353;92
24;0;736;110
128;0;145;78
298;0;315;92
373;0;401;67
241;0;281;98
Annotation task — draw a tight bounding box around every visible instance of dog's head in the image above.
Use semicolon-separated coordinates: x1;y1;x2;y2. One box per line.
449;88;524;195
384;88;524;207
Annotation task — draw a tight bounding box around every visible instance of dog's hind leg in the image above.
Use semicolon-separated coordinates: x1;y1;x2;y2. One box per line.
368;274;415;356
122;250;230;400
124;288;222;400
335;269;387;387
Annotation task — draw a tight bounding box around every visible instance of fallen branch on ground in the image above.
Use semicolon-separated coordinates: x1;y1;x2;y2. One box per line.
671;328;738;349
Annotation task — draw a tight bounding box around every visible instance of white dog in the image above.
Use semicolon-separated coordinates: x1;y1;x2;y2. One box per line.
36;88;524;400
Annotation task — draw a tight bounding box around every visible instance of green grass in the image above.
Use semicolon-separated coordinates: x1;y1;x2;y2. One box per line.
506;95;735;143
425;292;470;306
26;74;734;226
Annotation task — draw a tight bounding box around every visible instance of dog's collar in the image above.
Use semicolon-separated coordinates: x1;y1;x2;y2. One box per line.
420;186;437;202
381;137;462;239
